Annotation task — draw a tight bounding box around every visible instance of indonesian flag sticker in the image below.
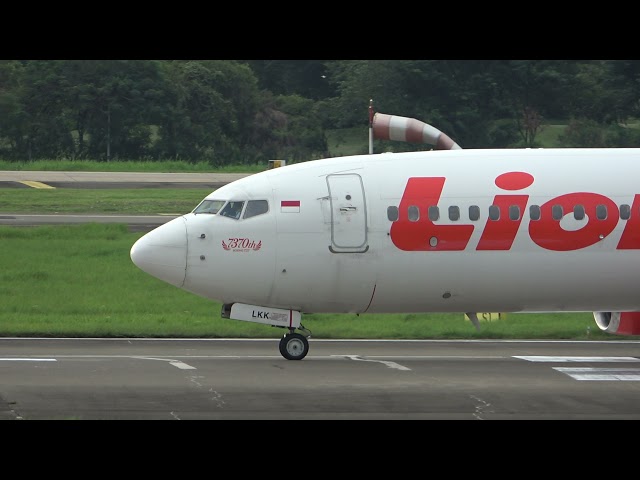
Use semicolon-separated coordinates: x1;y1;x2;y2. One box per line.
281;200;300;213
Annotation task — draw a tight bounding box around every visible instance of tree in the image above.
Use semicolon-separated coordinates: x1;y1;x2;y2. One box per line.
517;106;545;147
19;60;75;159
155;60;261;164
0;61;28;159
80;60;166;160
244;60;336;100
250;92;328;162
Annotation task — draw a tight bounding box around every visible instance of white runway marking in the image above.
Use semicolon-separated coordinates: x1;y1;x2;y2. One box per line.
0;355;197;369
554;367;640;381
338;355;411;371
169;361;197;370
134;357;196;370
514;356;640;381
514;356;639;362
0;358;56;362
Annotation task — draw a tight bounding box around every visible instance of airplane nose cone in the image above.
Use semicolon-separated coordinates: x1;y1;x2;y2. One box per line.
130;216;187;288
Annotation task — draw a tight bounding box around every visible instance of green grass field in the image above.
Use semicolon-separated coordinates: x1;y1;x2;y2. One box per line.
0;223;614;340
535;123;567;147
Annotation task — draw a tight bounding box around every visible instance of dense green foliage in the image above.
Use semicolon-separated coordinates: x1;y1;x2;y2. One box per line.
2;60;640;163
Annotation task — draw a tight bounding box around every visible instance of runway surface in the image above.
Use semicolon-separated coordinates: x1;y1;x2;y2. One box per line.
1;338;639;420
0;170;251;230
0;170;249;187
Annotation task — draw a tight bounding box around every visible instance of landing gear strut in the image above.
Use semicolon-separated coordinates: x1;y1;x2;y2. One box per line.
278;325;311;360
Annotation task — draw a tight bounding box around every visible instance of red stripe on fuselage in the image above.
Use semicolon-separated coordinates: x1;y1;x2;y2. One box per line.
476;194;527;250
389;174;640;252
390;177;474;251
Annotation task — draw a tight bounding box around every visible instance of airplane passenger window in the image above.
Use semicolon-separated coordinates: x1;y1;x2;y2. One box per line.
596;204;607;220
449;206;460;221
219;201;245;220
509;205;520;221
387;206;399;222
244;200;269;219
552;205;563;220
620;204;630;220
488;205;500;221
469;205;480;221
530;205;541;221
574;205;585;220
193;199;226;214
428;206;439;221
408;206;420;222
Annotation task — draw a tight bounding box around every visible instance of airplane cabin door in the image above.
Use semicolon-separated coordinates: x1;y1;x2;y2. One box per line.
327;173;368;253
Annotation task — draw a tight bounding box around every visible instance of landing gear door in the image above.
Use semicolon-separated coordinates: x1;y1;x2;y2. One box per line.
327;173;368;253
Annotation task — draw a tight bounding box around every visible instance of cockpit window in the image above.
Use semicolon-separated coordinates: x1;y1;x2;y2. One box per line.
219;201;245;220
193;199;225;214
243;200;269;219
196;199;267;220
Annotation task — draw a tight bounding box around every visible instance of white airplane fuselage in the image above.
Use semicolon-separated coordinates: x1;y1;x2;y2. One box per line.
131;148;640;318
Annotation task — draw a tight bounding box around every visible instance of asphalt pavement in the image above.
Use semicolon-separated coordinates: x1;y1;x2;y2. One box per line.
0;170;251;230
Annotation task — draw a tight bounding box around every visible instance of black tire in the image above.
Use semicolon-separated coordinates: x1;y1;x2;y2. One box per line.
279;333;309;360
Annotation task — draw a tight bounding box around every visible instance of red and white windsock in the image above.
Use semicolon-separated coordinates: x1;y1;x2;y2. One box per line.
372;113;462;150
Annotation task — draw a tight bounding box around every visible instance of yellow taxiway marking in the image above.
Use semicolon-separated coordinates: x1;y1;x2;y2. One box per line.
19;181;56;189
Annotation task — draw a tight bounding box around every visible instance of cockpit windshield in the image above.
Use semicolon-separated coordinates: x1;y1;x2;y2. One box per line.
219;201;245;219
193;199;270;220
193;199;225;214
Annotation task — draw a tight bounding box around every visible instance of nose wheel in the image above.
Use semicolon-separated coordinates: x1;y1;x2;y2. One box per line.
279;331;310;360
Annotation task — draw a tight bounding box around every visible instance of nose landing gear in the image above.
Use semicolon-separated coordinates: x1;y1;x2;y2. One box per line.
279;325;312;360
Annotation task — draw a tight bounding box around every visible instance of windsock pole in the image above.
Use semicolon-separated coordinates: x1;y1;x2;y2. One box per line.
368;99;374;154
